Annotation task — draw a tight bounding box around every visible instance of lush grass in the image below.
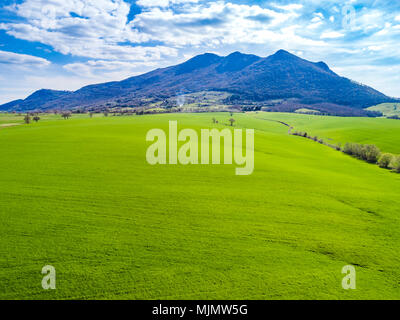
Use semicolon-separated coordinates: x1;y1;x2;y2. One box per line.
0;112;400;300
295;108;320;114
367;103;400;117
251;112;400;154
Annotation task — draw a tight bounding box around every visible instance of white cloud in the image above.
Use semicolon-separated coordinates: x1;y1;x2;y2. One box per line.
314;12;324;19
320;31;345;39
137;0;198;7
0;0;155;60
1;0;399;102
271;3;303;11
367;45;384;52
333;64;400;98
0;50;50;66
63;58;160;78
130;2;307;47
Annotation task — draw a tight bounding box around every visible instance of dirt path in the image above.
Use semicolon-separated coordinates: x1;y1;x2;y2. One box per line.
0;123;21;129
252;117;293;133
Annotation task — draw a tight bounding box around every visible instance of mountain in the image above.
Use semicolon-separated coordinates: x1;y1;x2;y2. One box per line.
0;89;71;112
1;50;396;115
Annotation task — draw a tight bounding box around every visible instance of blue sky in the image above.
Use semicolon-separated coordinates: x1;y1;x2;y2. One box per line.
0;0;399;103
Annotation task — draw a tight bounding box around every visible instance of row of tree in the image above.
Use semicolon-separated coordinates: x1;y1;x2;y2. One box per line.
290;129;400;173
342;143;381;163
343;142;400;172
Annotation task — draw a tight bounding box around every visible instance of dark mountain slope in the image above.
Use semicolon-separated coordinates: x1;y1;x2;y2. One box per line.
1;50;396;112
1;89;72;112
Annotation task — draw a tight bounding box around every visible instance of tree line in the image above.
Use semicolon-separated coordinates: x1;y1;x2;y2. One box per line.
290;130;400;173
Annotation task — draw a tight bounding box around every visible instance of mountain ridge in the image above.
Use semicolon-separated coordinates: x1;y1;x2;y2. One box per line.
1;50;397;114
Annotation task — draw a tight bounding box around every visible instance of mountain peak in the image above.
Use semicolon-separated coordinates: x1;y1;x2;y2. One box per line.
175;52;222;75
0;50;394;112
315;61;331;72
274;49;292;55
216;51;261;73
264;49;301;64
226;51;245;57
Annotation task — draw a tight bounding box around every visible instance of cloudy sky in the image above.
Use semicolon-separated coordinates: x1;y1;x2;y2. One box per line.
0;0;399;104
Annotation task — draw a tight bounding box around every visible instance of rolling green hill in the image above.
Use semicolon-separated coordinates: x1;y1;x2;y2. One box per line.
252;112;400;154
0;112;399;299
367;103;400;117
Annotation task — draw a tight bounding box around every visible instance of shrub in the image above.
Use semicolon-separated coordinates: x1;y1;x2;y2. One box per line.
343;143;381;163
61;112;71;119
362;144;381;163
392;156;400;173
378;153;393;169
24;114;31;124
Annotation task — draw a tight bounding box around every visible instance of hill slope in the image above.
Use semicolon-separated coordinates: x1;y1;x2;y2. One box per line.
1;50;396;113
1;113;400;299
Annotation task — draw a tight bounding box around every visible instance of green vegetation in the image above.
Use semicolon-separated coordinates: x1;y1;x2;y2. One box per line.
251;112;400;154
378;153;394;169
295;108;320;115
342;143;381;163
0;112;400;300
367;103;400;117
392;156;400;173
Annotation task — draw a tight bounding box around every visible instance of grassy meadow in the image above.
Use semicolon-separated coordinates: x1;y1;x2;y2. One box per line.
251;112;400;154
0;112;399;299
367;103;400;117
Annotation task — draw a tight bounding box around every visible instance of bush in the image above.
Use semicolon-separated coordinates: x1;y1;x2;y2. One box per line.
343;142;380;163
362;144;381;163
343;142;354;155
392;156;400;173
378;153;393;169
24;114;31;124
61;112;71;119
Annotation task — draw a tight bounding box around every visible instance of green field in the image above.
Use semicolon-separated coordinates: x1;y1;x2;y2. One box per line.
252;112;400;154
367;103;400;117
1;112;400;299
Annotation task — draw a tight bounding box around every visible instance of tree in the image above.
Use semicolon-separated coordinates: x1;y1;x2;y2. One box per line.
392;156;400;173
33;116;40;122
362;144;381;163
24;114;31;124
229;118;235;126
378;153;393;169
61;112;71;120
